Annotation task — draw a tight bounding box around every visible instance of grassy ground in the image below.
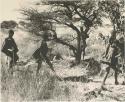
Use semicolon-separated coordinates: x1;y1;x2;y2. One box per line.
1;27;125;102
1;60;125;102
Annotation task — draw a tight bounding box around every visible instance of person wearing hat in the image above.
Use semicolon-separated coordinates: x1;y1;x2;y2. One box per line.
1;30;19;69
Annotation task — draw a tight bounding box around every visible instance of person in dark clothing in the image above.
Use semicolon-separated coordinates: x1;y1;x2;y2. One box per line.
119;37;125;85
1;30;19;69
32;32;55;74
102;39;120;85
115;37;125;85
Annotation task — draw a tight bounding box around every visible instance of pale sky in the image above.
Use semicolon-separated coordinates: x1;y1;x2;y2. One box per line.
0;0;40;22
0;0;124;23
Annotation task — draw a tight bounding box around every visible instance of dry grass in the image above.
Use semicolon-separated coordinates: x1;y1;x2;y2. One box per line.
1;25;125;102
1;64;69;101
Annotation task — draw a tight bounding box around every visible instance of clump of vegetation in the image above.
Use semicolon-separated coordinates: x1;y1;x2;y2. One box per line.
1;20;18;29
1;64;71;101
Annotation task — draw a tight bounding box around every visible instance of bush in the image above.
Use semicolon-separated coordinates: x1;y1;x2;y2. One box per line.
1;20;18;29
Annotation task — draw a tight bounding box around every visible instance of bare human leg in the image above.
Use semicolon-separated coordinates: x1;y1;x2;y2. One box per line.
102;66;110;86
36;60;42;75
114;67;119;85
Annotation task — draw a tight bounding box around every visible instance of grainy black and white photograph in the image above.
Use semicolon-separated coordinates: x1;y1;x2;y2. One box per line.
0;0;125;101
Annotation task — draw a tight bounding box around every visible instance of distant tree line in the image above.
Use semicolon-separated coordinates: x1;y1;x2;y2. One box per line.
1;20;18;29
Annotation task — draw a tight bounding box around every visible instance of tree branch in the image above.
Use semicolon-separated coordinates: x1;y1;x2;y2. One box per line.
51;17;80;35
50;30;77;55
74;7;89;22
65;23;81;34
55;38;77;52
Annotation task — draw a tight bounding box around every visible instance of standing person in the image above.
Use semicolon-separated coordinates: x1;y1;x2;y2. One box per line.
1;30;19;70
102;30;119;86
32;32;55;74
102;40;120;85
116;37;125;84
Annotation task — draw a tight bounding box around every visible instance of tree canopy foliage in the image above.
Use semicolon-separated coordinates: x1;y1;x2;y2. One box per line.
98;0;124;33
20;0;124;64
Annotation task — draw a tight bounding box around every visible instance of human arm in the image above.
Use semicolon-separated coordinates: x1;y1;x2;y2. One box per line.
12;39;19;52
103;43;110;58
1;40;6;52
115;53;121;58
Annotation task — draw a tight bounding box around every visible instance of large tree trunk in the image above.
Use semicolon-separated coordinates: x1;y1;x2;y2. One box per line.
75;33;82;64
81;27;89;60
82;39;87;60
75;27;89;64
80;27;87;60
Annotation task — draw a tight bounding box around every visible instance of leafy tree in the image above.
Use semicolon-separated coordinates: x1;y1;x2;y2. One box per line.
20;8;53;36
98;0;124;59
98;0;124;34
21;0;102;64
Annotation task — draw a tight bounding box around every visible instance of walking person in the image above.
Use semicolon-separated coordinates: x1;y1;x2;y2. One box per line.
116;36;124;85
102;40;120;85
32;32;55;75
